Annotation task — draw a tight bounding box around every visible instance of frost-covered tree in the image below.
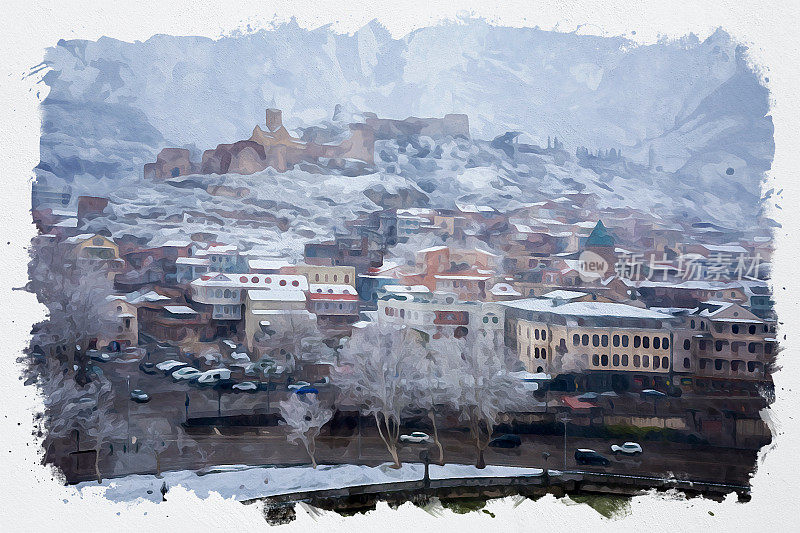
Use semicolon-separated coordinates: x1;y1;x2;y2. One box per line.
278;394;333;468
449;331;529;468
27;236;116;384
334;323;419;468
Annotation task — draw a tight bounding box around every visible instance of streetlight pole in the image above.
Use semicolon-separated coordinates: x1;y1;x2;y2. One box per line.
561;416;571;470
126;375;131;447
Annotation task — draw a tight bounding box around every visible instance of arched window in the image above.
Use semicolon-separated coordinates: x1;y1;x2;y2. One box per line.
592;354;599;366
345;275;350;284
683;357;691;368
315;274;320;282
592;334;599;347
582;334;589;346
748;342;758;353
653;337;661;350
541;330;547;340
251;276;259;283
662;357;669;369
292;280;299;287
642;336;650;349
573;334;580;346
683;339;690;350
749;325;756;335
612;335;620;347
612;354;620;366
633;354;640;367
224;289;231;298
690;319;696;329
535;329;540;340
215;289;222;298
280;280;287;286
633;335;641;348
732;324;739;334
601;335;608;347
642;355;649;367
621;354;629;366
653;356;660;369
622;335;629;348
662;337;669;349
601;354;608;366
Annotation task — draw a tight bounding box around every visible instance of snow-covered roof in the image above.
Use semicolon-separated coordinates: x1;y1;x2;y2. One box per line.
382;284;430;294
195;244;238;256
248;258;293;271
160;240;192;248
489;283;521;296
416;245;448;254
247;289;306;302
53;218;78;228
541;290;588;300
64;233;96;244
434;273;491;281
163;305;198;315
176;257;210;266
701;244;748;254
501;299;674;320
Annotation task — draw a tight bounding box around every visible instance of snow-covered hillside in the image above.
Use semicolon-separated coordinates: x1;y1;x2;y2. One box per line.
33;21;774;241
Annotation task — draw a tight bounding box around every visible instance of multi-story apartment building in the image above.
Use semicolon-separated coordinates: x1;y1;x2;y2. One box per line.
502;298;678;391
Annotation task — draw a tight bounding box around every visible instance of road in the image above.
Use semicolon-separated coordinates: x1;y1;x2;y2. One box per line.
60;352;759;486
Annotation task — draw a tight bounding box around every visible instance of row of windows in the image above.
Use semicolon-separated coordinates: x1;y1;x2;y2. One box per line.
517;325;547;340
316;302;355;312
238;276;300;287
572;333;669;350
697;359;764;373
591;353;669;370
525;346;547;359
482;316;500;324
313;273;350;284
687;339;770;354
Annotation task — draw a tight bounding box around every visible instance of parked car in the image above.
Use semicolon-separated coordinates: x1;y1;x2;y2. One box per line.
611;442;642;456
232;381;258;393
172;367;202;382
295;386;319;395
574;449;611;466
196;368;232;385
400;432;432;444
156;360;187;374
139;361;158;375
489;434;522;448
89;351;113;363
130;389;150;403
287;381;311;391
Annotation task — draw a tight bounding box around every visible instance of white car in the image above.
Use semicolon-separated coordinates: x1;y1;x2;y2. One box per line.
172;367;202;381
232;381;258;392
287;381;311;391
611;442;643;455
156;360;187;373
400;432;432;444
196;368;232;385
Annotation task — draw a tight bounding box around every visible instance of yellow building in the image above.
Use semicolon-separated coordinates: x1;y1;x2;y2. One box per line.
502;298;677;391
66;233;119;261
281;263;356;287
100;295;138;349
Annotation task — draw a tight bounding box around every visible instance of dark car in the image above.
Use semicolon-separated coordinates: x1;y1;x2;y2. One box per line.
139;361;158;375
295;386;319;395
489;434;522;448
575;449;611;466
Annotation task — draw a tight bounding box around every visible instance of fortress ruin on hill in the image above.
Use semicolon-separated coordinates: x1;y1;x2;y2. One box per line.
144;109;470;179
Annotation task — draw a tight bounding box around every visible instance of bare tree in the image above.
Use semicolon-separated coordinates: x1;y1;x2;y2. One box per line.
450;330;528;468
141;418;174;477
334;323;419;468
278;394;333;468
27;236;116;385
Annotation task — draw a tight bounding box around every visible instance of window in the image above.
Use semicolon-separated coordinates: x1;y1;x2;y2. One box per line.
642;336;650;349
653;337;660;350
493;317;499;324
334;275;338;282
592;334;599;347
732;324;739;334
621;354;629;366
622;335;629;348
613;334;620;347
582;334;589;346
280;279;287;286
573;334;580;346
224;289;231;298
399;309;405;318
683;357;691;368
748;342;758;353
699;359;708;370
691;319;696;329
601;335;608;347
731;360;740;372
683;339;690;350
601;354;608;366
749;325;756;335
541;329;546;340
700;321;706;330
215;289;222;298
124;318;131;329
345;275;350;284
765;343;773;355
699;340;707;351
634;335;641;348
535;329;540;340
748;361;757;372
642;355;649;368
315;274;320;282
653;356;660;369
662;337;669;349
526;346;531;357
633;354;641;367
613;354;620;366
483;316;489;324
292;280;299;287
715;340;724;352
661;357;669;369
592;354;599;366
715;359;723;371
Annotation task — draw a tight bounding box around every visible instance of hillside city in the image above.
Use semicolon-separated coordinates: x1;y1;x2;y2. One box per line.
28;108;775;499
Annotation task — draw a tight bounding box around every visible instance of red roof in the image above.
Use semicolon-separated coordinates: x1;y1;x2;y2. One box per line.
562;396;595;410
307;293;359;301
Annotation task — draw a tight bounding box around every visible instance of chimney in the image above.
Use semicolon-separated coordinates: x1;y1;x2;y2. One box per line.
266;108;283;132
